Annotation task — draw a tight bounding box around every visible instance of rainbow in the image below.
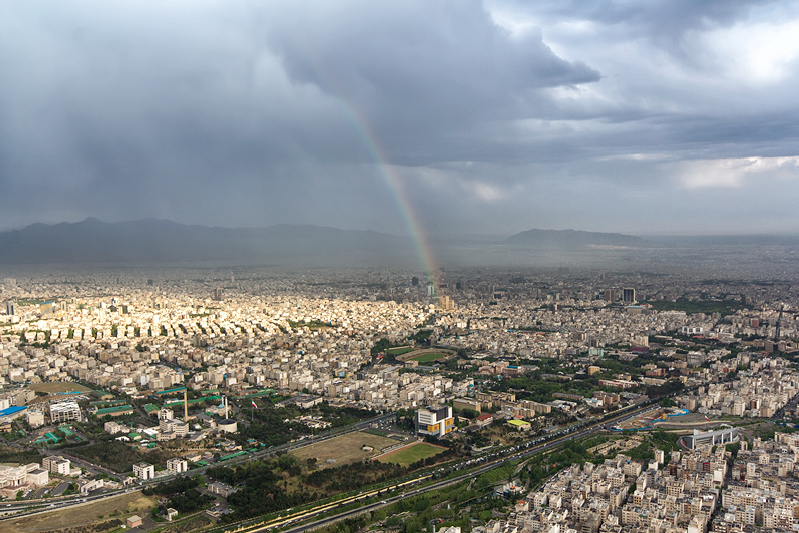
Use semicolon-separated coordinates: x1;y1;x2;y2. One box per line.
291;60;440;292
340;104;440;293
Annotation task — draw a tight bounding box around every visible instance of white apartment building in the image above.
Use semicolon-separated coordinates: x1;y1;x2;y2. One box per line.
104;421;127;434
133;462;154;480
158;418;189;440
49;401;82;423
166;458;188;474
42;455;71;475
26;410;44;428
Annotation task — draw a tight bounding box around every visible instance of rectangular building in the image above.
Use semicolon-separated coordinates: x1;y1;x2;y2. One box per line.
133;462;154;480
42;455;71;475
415;406;454;438
623;288;636;304
49;402;81;423
166;458;188;474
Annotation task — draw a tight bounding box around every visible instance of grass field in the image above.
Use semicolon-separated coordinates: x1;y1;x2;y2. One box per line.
408;352;449;363
377;442;446;466
4;491;157;533
29;382;92;394
290;430;400;467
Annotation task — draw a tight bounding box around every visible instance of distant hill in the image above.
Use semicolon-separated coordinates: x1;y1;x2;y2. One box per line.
506;228;649;248
0;218;413;266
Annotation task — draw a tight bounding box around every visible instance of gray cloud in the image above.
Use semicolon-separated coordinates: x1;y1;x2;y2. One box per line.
1;0;798;237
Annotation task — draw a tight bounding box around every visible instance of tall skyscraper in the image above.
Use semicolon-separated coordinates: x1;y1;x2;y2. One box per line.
212;287;223;301
623;288;636;304
4;301;15;316
411;276;419;286
604;289;617;302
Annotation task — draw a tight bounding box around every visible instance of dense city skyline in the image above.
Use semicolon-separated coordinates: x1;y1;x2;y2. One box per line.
2;1;799;236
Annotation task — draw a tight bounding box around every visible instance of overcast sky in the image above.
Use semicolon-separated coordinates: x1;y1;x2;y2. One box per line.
2;0;799;236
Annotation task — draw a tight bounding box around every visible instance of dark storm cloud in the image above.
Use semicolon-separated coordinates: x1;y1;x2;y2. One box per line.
0;0;798;236
0;1;600;232
264;1;598;134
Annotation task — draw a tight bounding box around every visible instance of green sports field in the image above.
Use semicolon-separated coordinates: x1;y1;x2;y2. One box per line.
408;352;449;363
377;442;445;466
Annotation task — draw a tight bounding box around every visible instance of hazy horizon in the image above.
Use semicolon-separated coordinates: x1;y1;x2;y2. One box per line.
6;217;799;240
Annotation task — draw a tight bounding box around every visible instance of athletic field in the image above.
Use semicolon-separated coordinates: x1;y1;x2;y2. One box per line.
407;352;449;363
376;442;446;466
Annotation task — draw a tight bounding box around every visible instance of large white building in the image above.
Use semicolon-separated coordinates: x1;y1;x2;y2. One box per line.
682;427;739;450
166;458;188;474
133;462;155;480
415;406;454;438
49;401;82;423
159;418;189;440
104;421;127;434
26;410;45;428
42;455;71;475
0;463;48;487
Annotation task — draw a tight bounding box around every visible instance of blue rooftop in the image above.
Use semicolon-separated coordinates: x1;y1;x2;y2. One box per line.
0;406;26;417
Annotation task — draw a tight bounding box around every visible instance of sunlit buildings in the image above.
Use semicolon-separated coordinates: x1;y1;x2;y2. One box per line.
415;405;454;438
166;458;188;474
133;462;154;480
42;455;71;475
681;427;739;450
49;401;81;423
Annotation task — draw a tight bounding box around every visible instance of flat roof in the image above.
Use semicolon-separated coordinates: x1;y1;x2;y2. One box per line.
0;406;26;417
96;405;134;415
156;387;187;395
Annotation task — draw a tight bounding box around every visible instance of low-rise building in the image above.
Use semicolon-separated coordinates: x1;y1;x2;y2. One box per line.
208;481;237;497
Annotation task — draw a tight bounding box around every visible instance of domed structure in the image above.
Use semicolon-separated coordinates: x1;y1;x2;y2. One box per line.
217;419;238;433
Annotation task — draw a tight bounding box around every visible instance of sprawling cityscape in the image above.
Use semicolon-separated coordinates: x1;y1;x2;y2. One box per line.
0;260;798;533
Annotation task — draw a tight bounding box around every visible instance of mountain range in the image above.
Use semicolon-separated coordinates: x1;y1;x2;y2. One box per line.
506;228;649;247
0;219;661;266
0;218;413;266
